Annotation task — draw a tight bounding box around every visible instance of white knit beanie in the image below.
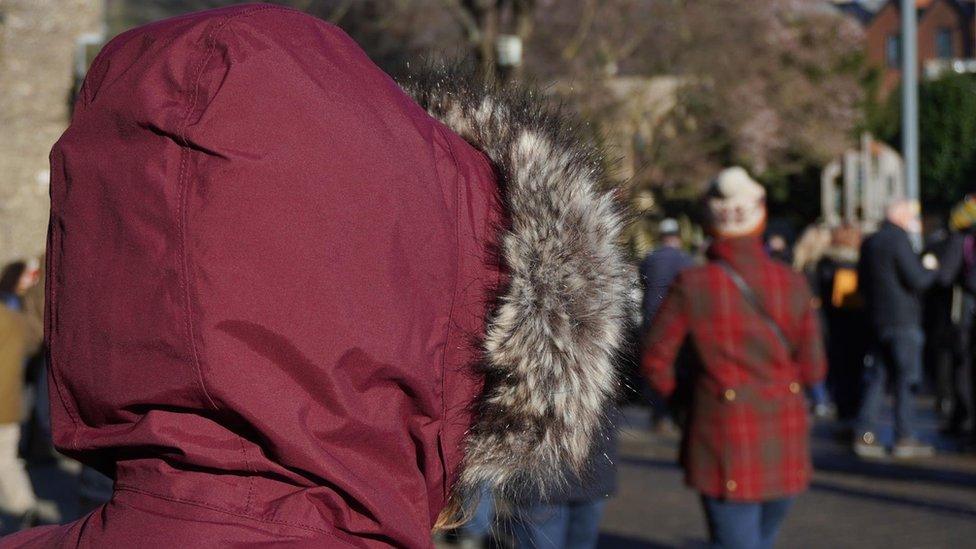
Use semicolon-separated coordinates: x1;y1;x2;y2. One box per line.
705;167;766;237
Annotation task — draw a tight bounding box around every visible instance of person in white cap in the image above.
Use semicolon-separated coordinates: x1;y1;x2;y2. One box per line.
639;218;695;432
643;167;826;549
641;218;694;324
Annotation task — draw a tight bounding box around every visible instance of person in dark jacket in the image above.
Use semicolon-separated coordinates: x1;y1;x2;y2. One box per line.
16;259;55;464
933;195;976;444
644;167;826;549
2;5;632;548
640;218;695;326
639;218;695;431
509;407;619;549
814;225;866;424
923;228;959;430
855;199;941;459
765;233;793;266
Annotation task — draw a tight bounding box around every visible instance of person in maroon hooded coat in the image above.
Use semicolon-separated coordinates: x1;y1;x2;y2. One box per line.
1;4;632;548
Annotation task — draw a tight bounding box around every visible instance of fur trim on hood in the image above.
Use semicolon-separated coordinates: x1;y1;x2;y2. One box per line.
405;67;634;504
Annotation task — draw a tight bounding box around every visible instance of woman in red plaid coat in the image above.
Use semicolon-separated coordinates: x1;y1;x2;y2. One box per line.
642;167;827;549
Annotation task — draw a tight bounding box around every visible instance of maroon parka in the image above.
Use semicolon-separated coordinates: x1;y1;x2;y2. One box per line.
642;238;827;501
3;4;631;548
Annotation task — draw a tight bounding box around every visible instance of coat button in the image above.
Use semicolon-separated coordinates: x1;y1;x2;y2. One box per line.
726;480;737;492
724;389;736;401
789;382;801;394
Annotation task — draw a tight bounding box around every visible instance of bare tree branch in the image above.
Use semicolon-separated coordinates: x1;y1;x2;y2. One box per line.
441;0;482;44
561;0;597;61
325;0;354;24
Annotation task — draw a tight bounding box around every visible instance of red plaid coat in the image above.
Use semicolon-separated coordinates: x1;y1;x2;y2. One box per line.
642;237;826;501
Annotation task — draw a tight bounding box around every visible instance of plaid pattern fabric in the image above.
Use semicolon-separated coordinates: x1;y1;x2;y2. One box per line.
642;237;826;501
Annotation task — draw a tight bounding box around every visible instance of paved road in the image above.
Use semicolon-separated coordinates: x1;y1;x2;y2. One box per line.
3;403;975;548
601;406;976;548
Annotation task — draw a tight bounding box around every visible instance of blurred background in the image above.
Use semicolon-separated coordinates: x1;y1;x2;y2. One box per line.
2;1;976;547
7;0;971;264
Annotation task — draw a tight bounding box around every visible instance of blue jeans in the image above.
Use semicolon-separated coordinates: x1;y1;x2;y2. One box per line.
857;326;924;440
33;361;51;447
511;500;606;549
77;466;114;516
808;382;829;406
457;485;494;540
701;496;793;549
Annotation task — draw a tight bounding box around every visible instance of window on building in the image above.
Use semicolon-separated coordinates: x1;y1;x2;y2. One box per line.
886;34;901;67
936;28;954;59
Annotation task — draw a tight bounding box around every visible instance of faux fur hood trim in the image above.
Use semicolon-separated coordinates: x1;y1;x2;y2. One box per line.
404;66;634;504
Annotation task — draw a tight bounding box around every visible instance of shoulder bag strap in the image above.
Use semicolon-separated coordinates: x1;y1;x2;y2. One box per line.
715;260;795;356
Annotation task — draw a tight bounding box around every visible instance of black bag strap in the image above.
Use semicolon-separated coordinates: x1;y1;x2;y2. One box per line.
715;260;795;356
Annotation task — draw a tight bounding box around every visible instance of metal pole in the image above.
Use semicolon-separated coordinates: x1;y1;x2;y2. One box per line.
902;0;920;207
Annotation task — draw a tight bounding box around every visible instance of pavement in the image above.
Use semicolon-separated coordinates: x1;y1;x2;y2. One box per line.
600;405;976;548
3;400;976;547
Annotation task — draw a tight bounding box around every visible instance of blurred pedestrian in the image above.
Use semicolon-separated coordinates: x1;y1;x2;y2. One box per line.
765;233;792;266
923;227;959;431
0;261;45;466
854;199;940;459
932;195;976;444
643;167;826;549
792;224;831;289
0;260;39;312
0;299;48;529
793;224;835;420
509;408;619;549
16;258;53;463
639;218;694;432
641;218;695;325
3;6;631;547
814;225;866;425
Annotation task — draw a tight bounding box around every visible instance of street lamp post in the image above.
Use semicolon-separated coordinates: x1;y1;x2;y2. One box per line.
902;0;920;209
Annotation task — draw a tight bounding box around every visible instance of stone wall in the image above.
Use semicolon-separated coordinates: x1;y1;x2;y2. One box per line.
0;0;105;266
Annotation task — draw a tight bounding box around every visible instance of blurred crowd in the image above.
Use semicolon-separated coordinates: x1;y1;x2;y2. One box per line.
636;178;976;462
441;166;976;549
635;167;976;548
788;195;976;457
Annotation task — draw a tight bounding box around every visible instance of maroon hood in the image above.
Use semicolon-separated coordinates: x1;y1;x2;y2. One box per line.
8;4;631;548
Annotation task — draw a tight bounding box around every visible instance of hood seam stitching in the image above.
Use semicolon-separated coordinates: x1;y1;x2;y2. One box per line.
177;0;281;416
114;485;344;539
433;124;464;508
176;7;280;517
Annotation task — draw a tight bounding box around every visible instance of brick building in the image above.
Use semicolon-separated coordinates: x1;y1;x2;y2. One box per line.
838;0;976;95
0;0;105;266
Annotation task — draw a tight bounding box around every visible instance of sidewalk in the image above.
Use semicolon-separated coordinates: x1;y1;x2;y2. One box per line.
601;405;976;548
4;402;975;547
